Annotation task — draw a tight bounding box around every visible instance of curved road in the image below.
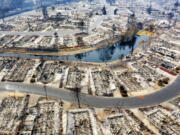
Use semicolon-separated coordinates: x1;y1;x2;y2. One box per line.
0;77;179;109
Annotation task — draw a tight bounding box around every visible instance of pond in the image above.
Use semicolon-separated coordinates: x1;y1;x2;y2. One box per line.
0;36;149;63
59;35;149;62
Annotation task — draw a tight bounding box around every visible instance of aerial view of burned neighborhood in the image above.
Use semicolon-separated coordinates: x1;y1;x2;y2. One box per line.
0;0;179;134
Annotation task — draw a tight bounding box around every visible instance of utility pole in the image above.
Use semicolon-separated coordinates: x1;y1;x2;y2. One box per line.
43;83;48;101
75;86;81;108
112;24;116;38
53;32;59;51
27;18;32;31
72;80;81;108
79;19;85;32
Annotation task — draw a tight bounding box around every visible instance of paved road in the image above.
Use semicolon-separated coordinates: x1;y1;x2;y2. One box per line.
0;77;179;109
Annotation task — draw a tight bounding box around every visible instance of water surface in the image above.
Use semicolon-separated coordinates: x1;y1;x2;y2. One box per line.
0;36;148;63
60;35;148;62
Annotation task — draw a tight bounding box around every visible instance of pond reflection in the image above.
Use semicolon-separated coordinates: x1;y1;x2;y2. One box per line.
62;36;148;62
